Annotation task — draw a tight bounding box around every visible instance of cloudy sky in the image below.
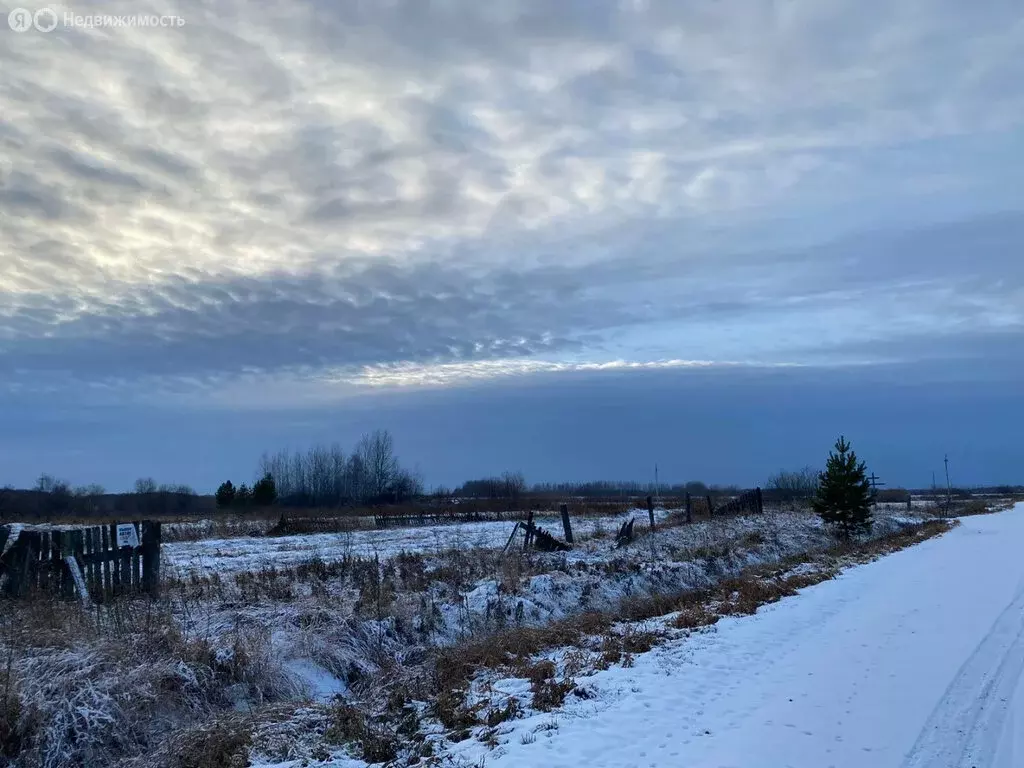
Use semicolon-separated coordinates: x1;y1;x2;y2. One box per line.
1;0;1022;492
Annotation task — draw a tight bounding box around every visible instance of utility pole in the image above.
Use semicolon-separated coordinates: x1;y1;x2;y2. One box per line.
944;454;952;508
867;472;885;507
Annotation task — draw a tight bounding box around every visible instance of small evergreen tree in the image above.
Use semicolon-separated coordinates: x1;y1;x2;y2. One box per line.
235;483;252;507
252;473;277;507
215;480;235;509
813;435;873;537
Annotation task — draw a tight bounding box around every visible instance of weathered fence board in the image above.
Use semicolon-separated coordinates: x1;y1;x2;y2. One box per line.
713;488;764;517
0;521;161;601
560;503;574;544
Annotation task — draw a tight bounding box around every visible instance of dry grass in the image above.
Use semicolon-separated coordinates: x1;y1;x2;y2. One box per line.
0;591;302;768
0;508;959;766
528;661;575;712
958;499;999;516
1;669;33;761
174;716;252;768
322;702;400;763
425;518;955;739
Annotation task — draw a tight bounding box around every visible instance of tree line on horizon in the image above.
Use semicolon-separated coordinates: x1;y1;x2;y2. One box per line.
216;429;424;509
3;428;1018;522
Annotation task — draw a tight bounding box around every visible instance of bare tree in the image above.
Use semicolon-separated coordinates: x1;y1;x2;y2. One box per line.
391;468;423;502
358;429;398;501
329;444;347;502
502;471;526;500
346;452;366;503
255;430;416;507
766;466;820;501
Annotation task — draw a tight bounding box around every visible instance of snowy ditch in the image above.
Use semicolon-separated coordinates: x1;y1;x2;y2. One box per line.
190;507;940;765
1;504;949;768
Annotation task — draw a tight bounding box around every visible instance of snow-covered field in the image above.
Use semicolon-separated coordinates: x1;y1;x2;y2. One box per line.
411;502;1024;768
163;507;672;576
7;501;1005;768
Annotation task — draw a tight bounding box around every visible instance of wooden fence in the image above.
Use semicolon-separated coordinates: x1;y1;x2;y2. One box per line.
714;488;764;517
683;488;763;522
372;509;527;530
0;521;161;601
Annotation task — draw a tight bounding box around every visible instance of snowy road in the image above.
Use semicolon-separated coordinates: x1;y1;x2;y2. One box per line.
465;504;1024;768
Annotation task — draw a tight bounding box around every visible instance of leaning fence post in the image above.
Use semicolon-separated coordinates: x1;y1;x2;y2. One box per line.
646;495;655;531
706;495;714;518
503;521;521;553
560;504;574;545
523;510;534;552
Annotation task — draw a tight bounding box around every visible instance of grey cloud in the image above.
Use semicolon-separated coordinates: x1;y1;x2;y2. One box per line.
0;213;1020;390
0;163;99;223
128;147;200;181
0;259;600;378
0;0;1022;400
50;148;148;191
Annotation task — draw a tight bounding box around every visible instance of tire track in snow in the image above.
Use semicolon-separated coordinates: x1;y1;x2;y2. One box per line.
902;576;1024;768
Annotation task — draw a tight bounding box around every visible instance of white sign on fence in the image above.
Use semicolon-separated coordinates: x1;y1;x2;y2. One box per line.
116;524;139;548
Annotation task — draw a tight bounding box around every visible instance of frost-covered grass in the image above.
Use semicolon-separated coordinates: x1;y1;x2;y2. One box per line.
162;506;673;576
0;501;977;767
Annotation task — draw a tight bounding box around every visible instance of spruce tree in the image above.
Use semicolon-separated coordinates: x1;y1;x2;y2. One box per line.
235;483;252;508
215;480;235;509
252;473;277;507
813;435;873;537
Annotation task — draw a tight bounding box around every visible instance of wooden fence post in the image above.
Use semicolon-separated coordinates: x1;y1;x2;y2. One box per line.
89;527;101;598
22;533;38;596
502;522;521;553
756;487;764;515
523;510;534;552
706;495;714;518
141;521;161;595
24;532;40;595
109;523;121;594
101;525;112;599
685;492;692;524
40;531;52;591
131;523;142;589
560;504;574;544
646;495;655;531
50;530;65;597
119;540;132;595
83;527;93;597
